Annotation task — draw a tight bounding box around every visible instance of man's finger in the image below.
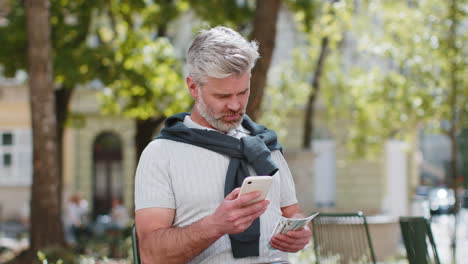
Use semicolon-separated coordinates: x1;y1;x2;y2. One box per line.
236;191;262;206
236;200;270;224
225;188;241;200
272;234;309;246
270;239;304;253
282;228;311;239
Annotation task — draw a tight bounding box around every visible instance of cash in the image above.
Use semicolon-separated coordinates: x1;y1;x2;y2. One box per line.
268;212;319;249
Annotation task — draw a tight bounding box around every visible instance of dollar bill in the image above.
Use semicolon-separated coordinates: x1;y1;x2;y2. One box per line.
268;212;319;249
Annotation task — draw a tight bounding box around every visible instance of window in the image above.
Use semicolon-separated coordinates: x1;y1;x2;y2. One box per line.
3;153;12;167
2;133;13;145
0;129;32;185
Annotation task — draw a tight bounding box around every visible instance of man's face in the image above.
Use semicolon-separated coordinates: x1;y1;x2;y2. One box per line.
194;72;250;132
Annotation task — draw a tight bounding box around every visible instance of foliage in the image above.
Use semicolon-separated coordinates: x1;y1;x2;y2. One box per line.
280;0;466;158
259;51;310;141
37;247;77;264
80;230;132;261
91;0;192;119
33;229;132;263
0;0;192;121
186;0;254;30
96;34;190;119
288;243;317;264
339;0;467;157
0;0;101;88
103;0;262;120
285;0;319;33
260;0;353;147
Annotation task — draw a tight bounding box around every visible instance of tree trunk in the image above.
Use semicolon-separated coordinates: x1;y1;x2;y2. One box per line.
461;127;468;190
448;106;458;264
448;0;460;212
448;0;460;262
54;86;73;214
302;0;339;150
25;0;65;254
246;0;281;121
0;0;10;17
302;37;329;149
135;117;166;165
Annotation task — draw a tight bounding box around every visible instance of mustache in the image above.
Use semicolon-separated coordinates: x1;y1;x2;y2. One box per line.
216;111;245;119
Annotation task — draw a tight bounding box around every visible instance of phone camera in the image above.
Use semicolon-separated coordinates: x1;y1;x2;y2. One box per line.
247;181;252;184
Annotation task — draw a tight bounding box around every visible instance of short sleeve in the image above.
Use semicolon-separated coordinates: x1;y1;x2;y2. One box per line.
134;140;176;210
271;150;298;207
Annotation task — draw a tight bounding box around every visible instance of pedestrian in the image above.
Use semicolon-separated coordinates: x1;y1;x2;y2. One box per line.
110;198;130;229
64;192;88;245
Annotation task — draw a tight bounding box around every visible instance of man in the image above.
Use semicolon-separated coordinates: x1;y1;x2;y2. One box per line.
135;26;311;264
64;192;88;245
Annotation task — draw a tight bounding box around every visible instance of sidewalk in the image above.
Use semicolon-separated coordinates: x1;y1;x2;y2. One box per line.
431;208;468;264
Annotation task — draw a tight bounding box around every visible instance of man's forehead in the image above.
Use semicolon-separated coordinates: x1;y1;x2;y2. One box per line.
203;73;250;89
206;84;250;95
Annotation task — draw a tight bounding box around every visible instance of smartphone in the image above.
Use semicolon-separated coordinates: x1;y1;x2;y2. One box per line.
238;176;273;205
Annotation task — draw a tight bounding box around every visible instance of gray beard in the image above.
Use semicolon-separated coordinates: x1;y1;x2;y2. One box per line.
197;92;244;133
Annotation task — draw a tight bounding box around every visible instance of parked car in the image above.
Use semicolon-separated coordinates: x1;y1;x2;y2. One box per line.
428;187;455;215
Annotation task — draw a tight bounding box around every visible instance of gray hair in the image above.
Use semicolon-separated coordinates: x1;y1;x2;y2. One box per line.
187;26;260;86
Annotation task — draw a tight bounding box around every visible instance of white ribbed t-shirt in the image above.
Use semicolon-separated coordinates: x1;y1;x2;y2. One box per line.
135;116;298;264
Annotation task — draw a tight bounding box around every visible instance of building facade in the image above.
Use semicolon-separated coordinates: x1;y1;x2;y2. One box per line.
0;83;135;221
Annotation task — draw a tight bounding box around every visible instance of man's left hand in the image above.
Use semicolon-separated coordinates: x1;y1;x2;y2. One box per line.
269;226;312;252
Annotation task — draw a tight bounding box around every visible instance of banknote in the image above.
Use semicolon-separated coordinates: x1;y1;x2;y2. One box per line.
268;212;319;249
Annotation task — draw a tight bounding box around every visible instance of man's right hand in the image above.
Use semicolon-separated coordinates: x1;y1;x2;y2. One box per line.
205;188;270;236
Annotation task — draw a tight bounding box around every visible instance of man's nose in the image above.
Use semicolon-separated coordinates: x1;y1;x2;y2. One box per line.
227;98;241;111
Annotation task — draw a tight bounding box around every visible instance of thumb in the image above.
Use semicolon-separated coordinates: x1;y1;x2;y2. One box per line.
225;188;241;200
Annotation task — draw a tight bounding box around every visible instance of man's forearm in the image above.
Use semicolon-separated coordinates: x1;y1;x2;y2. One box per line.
140;216;222;264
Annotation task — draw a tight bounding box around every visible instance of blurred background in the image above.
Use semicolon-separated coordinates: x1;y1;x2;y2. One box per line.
0;0;466;263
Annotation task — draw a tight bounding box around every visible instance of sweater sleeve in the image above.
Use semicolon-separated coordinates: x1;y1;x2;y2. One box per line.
134;140;176;210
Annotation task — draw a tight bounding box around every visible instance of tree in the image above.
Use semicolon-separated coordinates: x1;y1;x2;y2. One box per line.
294;0;467;163
321;0;466;261
339;0;467;177
94;0;191;164
246;0;282;121
17;0;64;262
300;0;345;149
1;0;190;250
0;0;104;185
444;0;465;201
187;0;254;28
97;35;191;165
261;0;350;148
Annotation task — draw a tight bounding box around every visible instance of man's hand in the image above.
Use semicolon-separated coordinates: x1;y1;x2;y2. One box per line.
205;188;270;236
269;226;312;252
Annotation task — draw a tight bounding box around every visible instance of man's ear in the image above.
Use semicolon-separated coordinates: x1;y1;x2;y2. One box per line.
186;76;198;99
